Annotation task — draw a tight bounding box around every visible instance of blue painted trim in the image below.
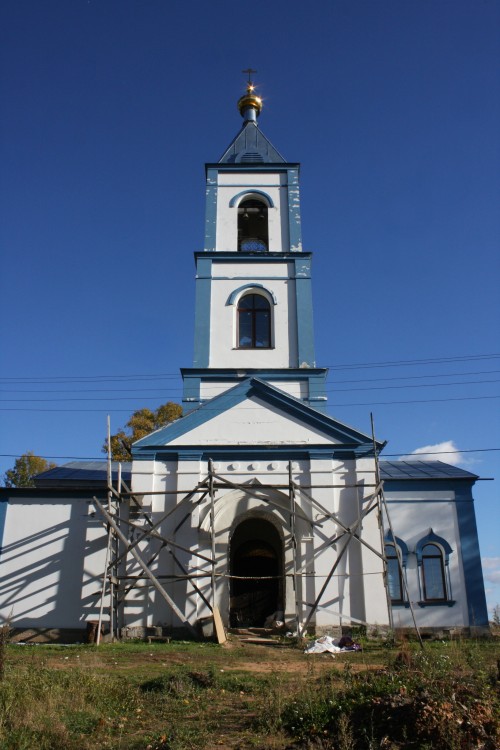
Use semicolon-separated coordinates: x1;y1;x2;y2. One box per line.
0;488;110;499
182;375;201;413
133;377;381;455
294;258;316;367
181;367;328;380
204;168;218;252
308;372;327;403
134;445;373;462
193;257;212;368
206;163;300;174
415;530;453;565
226;284;277;306
212;276;295;282
178;450;203;461
0;500;8;559
417;601;456;608
454;485;489;627
287;168;302;252
383;478;476;493
196;251;312;262
308;450;333;460
229;190;274;208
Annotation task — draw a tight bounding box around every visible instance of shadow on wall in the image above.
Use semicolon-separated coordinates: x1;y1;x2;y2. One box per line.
0;499;106;633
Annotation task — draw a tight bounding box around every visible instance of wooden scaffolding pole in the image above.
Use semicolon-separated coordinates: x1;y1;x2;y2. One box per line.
96;415;113;646
288;461;301;633
208;459;216;611
299;489;380;635
90;445;428;641
93;496;198;636
371;413;424;648
371;413;394;633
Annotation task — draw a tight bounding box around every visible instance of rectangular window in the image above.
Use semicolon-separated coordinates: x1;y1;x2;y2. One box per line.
422;556;446;600
387;557;403;601
255;311;270;347
238;312;253;347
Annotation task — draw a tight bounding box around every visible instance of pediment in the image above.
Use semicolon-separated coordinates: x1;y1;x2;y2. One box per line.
218;122;286;164
132;378;380;456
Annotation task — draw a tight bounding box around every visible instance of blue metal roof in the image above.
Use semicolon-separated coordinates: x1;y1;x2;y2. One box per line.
32;459;477;488
379;460;478;480
34;461;132;488
218;122;286;164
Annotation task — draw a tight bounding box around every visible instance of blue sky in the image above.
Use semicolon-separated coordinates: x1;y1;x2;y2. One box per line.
1;0;499;614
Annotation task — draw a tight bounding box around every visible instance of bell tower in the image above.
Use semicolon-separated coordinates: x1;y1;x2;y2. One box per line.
182;79;328;411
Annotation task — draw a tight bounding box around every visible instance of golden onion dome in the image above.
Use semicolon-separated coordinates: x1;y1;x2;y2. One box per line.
238;84;263;120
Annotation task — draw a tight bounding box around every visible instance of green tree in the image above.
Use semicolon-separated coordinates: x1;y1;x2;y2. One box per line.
3;452;57;488
104;402;183;461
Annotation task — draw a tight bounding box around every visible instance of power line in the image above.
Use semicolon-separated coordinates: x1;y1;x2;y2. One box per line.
1;376;499;401
2;370;500;394
0;448;498;462
1;353;499;383
0;393;499;413
328;354;500;371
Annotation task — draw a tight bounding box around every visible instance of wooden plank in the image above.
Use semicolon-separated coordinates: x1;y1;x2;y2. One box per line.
212;606;226;644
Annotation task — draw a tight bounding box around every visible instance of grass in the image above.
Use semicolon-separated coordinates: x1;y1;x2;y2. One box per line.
0;636;498;749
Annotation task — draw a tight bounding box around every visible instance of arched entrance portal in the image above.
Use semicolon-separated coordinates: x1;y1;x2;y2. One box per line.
229;518;283;627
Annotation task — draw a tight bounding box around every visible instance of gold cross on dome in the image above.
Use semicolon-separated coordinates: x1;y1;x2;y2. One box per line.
242;68;257;90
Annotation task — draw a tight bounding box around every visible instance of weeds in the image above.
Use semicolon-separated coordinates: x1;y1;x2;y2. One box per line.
0;639;498;749
0;622;11;682
270;642;500;749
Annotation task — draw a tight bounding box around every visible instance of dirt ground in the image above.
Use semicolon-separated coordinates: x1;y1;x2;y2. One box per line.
37;636;384;675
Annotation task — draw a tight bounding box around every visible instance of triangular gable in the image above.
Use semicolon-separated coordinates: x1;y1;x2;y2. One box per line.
218;122;286;164
132;378;382;455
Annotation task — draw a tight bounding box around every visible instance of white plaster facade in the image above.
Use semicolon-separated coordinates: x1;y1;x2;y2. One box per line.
207;263;297;368
0;85;489;640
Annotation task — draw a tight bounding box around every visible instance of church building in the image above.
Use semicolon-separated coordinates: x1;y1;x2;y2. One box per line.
0;83;489;640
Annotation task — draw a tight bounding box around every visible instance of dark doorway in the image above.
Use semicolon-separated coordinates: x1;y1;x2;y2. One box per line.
229;518;283;627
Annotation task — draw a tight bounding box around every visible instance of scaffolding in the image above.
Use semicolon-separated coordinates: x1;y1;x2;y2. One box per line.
93;431;423;646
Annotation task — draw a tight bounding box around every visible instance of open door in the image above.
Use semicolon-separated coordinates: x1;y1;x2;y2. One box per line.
229;518;283;627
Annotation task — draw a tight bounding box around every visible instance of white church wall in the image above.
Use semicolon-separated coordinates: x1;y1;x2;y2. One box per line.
168;398;341;447
384;495;468;630
355;463;391;627
125;458;201;630
127;453;389;633
208;273;297;368
199;379;308;401
268;381;308;399
0;498;107;631
174;458;206;628
306;457;343;632
211;261;292;278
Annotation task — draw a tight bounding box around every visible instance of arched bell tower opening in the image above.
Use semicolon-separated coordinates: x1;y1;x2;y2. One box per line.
229;517;283;627
238;198;269;252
